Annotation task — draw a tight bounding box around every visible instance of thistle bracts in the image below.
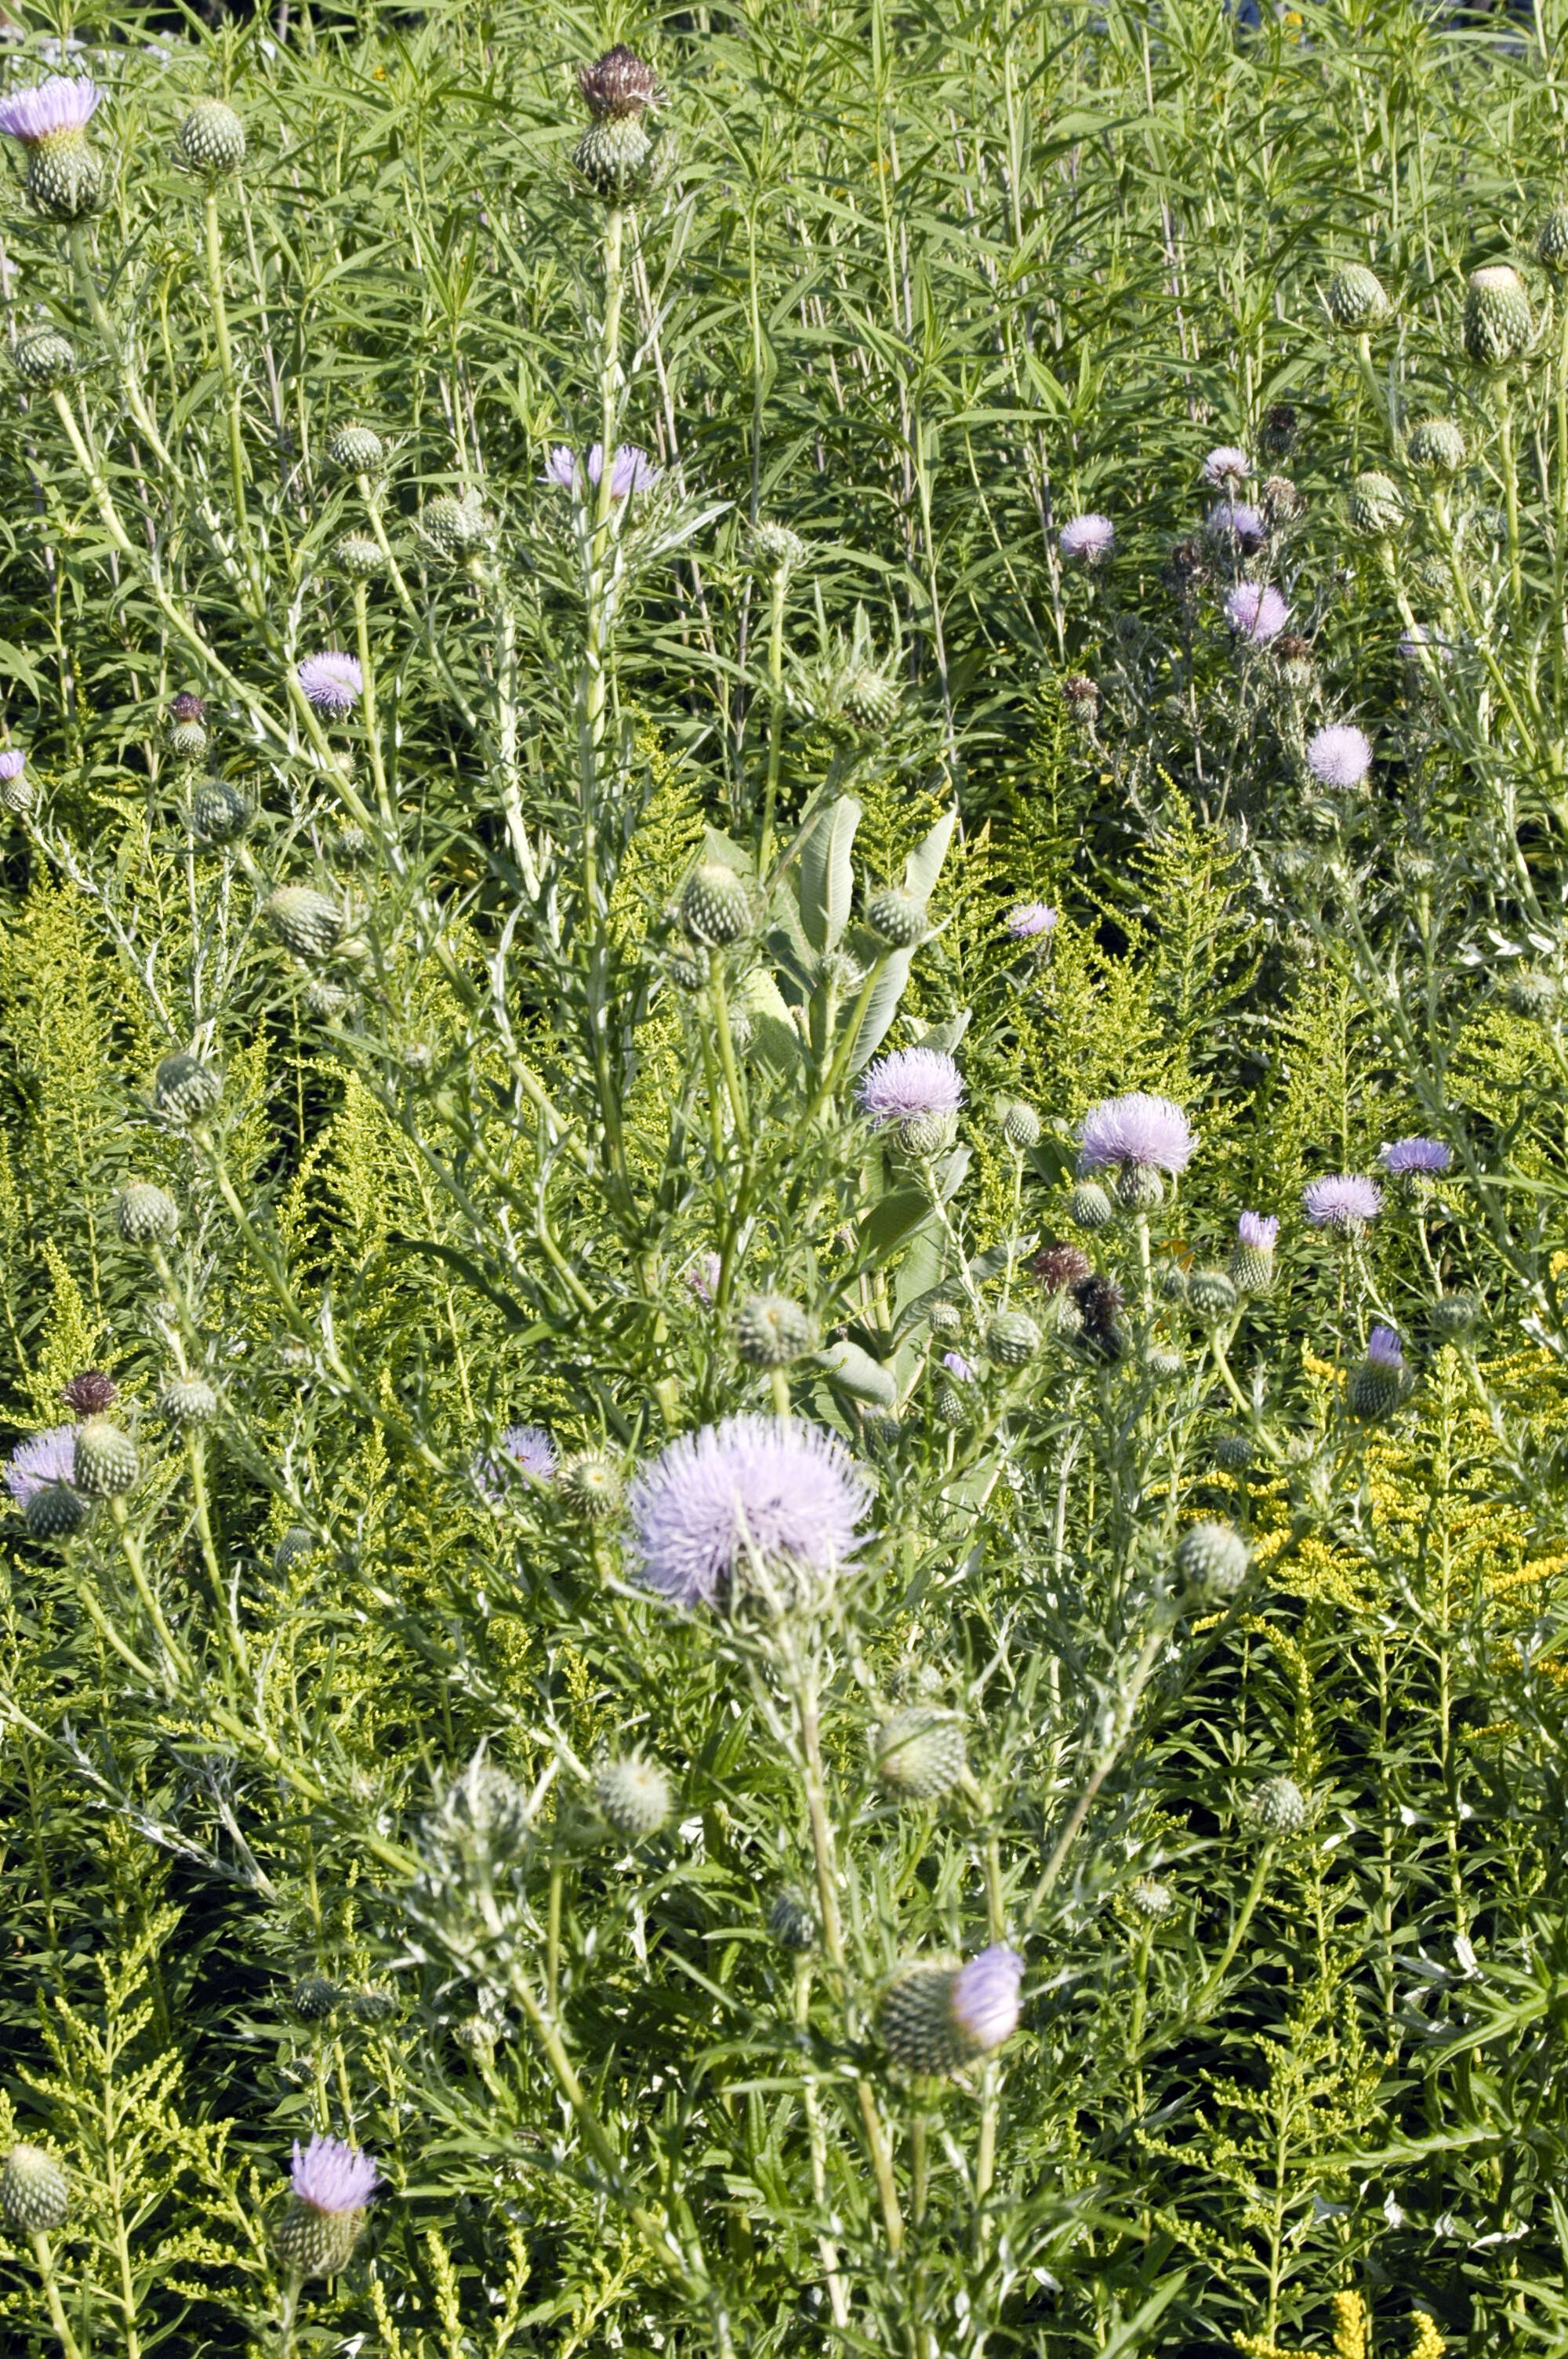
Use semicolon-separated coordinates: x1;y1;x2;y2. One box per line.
177;97;245;178
880;1946;1024;2077
573;45;662;199
1;2144;69;2234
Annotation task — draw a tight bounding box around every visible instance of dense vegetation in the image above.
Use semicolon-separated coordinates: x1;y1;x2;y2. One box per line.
4;0;1568;2352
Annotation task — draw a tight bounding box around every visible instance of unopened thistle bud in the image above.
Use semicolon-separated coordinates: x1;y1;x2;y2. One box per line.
1539;205;1568;268
1213;1431;1255;1471
176;96;246;178
1175;1519;1250;1602
118;1181;179;1244
873;1706;967;1799
14;326;76;389
26;1481;85;1539
999;1100;1040;1150
325;422;385;476
303;979;349;1021
1406;416;1466;475
1069;1180;1114;1230
864;887;928;947
1429;1291;1481;1341
265;886;343;962
1250;1775;1308;1835
1463;264;1533;365
680;861;752;948
559;1449;623;1520
1187;1267;1239;1323
1350;1325;1406;1420
159;1376;218;1427
737;1292;817;1367
291;1974;340;2023
1348;470;1404;537
985;1309;1040;1367
880;1946;1024;2077
750;521;806;577
595;1753;672;1841
422;491;488;557
1323;262;1390;329
332;532;383;580
1;2143;69;2234
768;1887;817;1952
191;779;249;845
73;1418;138;1499
154;1051;222;1125
927;1299;964;1337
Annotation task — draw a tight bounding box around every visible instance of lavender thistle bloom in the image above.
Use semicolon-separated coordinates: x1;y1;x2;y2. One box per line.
296;652;362;714
1224;582;1289;644
1237;1212;1279;1251
949;1946;1025;2048
0;751;25;781
1077;1092;1195;1176
1058;513;1114;564
858;1048;964;1131
0;77;99;143
289;2134;382;2215
474;1424;557;1500
1206;500;1265;549
628;1413;869;1609
1379;1136;1450;1177
1367;1325;1404;1369
1306;724;1372;789
1005;901;1058;940
5;1425;76;1507
684;1251;722;1306
1203;445;1251;484
942;1352;975;1383
1303;1174;1382;1233
544;442;660;500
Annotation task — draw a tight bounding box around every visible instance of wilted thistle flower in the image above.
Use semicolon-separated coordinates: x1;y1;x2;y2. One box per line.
1224;581;1289;645
0;2143;70;2234
296;652;362;714
14;326;76;391
544;442;661;500
627;1414;869;1612
1347;471;1403;536
61;1370;115;1416
154;1051;222;1125
874;1706;967;1799
325;422;385;475
1005;900;1057;940
1034;1242;1093;1295
572;50;662;198
474;1423;557;1500
738;1293;818;1367
118;1180;179;1244
858;1046;964;1156
1163;536;1207;593
0;78;103;221
1175;1520;1250;1603
1379;1135;1451;1179
595;1753;673;1841
1077;1092;1194;1212
1205;500;1265;553
1463;263;1533;365
1202;444;1251;485
5;1426;77;1510
1303;1174;1382;1237
1323;261;1390;329
880;1946;1024;2076
1261;402;1298;460
1306;724;1373;791
176;96;245;178
578;44;662;117
1073;1270;1124;1359
1058;512;1114;565
1352;1325;1406;1420
274;2135;382;2281
1228;1210;1278;1295
1406;416;1466;475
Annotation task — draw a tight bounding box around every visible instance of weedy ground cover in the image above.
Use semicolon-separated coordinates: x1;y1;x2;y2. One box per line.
2;0;1568;2353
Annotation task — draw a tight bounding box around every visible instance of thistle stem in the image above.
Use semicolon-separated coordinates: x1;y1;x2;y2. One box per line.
202;187;259;598
759;567;788;874
351;580;394;829
31;2231;85;2359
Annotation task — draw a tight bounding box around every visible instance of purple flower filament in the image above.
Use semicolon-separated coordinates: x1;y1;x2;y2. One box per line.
1076;1092;1195;1176
296;652;363;714
289;2133;382;2215
627;1413;869;1609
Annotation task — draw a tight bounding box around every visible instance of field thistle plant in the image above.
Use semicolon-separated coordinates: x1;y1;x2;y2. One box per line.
1250;1776;1309;1835
191;780;249;845
421;490;489;558
153;1052;222;1125
737;1292;818;1368
865;886;931;947
573;45;662;198
1058;512;1114;565
296;652;363;714
1175;1521;1250;1604
858;1045;965;1155
559;1449;623;1520
0;77;103;220
1304;1174;1382;1239
5;1427;78;1514
274;2135;381;2280
72;1419;138;1499
165;692;208;761
1306;723;1373;791
1005;900;1057;942
325;422;385;476
116;1181;179;1243
1077;1092;1195;1211
475;1424;557;1498
1205;500;1265;553
1224;582;1289;644
1348;471;1403;536
1379;1135;1450;1183
1406;416;1466;474
1202;445;1251;487
681;860;753;947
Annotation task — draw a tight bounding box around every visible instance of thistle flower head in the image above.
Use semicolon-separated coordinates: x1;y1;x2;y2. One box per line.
1034;1241;1092;1292
1237;1212;1279;1251
0;750;26;781
61;1369;116;1415
1224;582;1289;643
1077;1092;1195;1176
1307;724;1373;789
942;1351;975;1383
1005;901;1057;940
289;2134;381;2215
0;77;100;143
949;1946;1025;2048
474;1423;557;1501
1203;445;1251;484
1303;1173;1383;1230
169;692;205;725
544;442;660;500
1206;500;1265;550
1367;1324;1404;1369
296;652;362;714
1379;1135;1450;1176
1058;513;1113;564
858;1047;964;1130
577;45;662;119
627;1413;869;1610
684;1251;721;1307
5;1425;76;1507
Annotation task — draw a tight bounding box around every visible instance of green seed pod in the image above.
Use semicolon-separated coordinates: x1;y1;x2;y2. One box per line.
1175;1519;1250;1601
1069;1180;1114;1230
998;1100;1041;1150
1347;470;1404;537
595;1753;672;1841
265;886;343;962
325;423;386;475
750;522;806;577
118;1182;179;1245
158;1376;217;1427
27;133;103;222
737;1292;817;1368
332;533;384;580
176;97;246;178
985;1310;1040;1367
14;327;76;390
768;1887;817;1953
1463;264;1533;365
573;113;653;197
1188;1267;1239;1323
873;1706;967;1800
1323;262;1389;329
1406;416;1466;475
1;2143;69;2234
272;2198;364;2279
558;1449;623;1520
73;1418;138;1499
421;493;488;556
291;1974;341;2023
25;1481;86;1539
1115;1163;1164;1212
864;888;928;948
680;862;752;948
154;1051;222;1125
1250;1776;1308;1835
191;780;249;845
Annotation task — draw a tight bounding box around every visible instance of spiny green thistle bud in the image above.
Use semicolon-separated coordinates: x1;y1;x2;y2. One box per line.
159;1376;217;1427
1463;264;1533;365
1539;205;1568;268
768;1887;817;1953
985;1309;1040;1367
26;1482;85;1539
750;522;806;577
1115;1162;1164;1212
559;1449;623;1520
291;1974;341;2023
1429;1291;1481;1341
840;663;901;732
273;1526;318;1575
154;1051;222;1125
118;1182;179;1244
27;134;103;223
176;97;246;178
1250;1775;1308;1835
265;885;343;962
273;2198;364;2279
927;1299;963;1337
999;1100;1041;1150
873;1706;967;1800
1;2143;69;2234
1214;1431;1255;1472
73;1419;138;1499
1175;1519;1250;1601
325;422;385;475
595;1753;672;1841
1323;262;1389;329
332;532;383;580
1350;1326;1406;1420
573;114;654;198
303;979;349;1021
737;1292;817;1367
1144;1345;1184;1383
191;780;249;845
933;1377;967;1424
1069;1180;1114;1230
1156;1259;1189;1303
348;1986;395;2023
14;326;75;389
680;862;752;948
1406;416;1466;475
1127;1876;1174;1920
1347;470;1404;537
1187;1267;1239;1323
422;492;488;556
880;1948;1023;2077
864;887;928;947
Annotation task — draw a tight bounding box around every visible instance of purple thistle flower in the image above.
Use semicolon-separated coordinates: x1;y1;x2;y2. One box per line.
949;1946;1024;2048
1303;1174;1382;1232
1005;901;1058;940
684;1251;722;1306
543;442;660;500
627;1413;869;1609
296;652;362;714
5;1425;76;1507
474;1423;557;1501
0;751;25;781
1307;724;1372;789
1203;445;1251;485
1206;500;1265;550
1076;1092;1195;1176
1367;1325;1404;1369
1224;582;1289;644
0;78;100;144
1058;513;1114;564
289;2133;382;2215
1237;1211;1279;1251
1379;1135;1450;1177
942;1351;975;1383
1399;623;1450;665
858;1048;964;1131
